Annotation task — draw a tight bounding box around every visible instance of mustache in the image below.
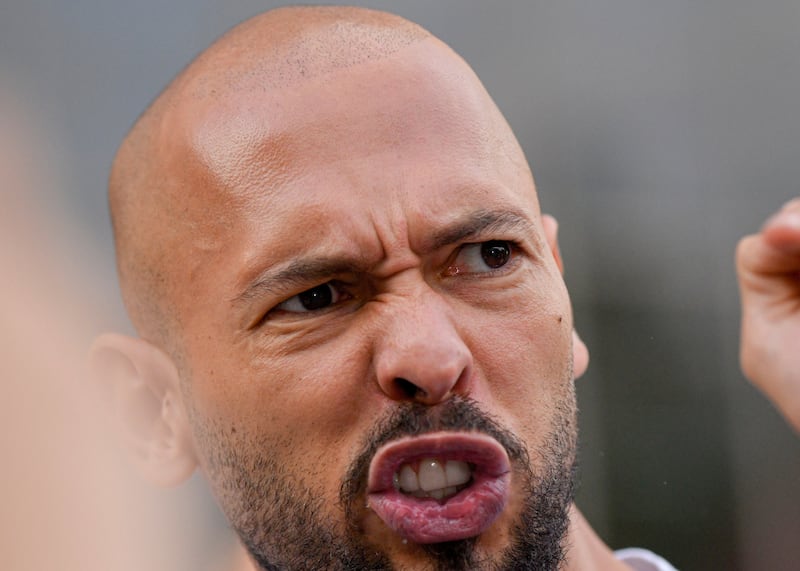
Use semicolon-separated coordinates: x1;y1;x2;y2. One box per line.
339;396;530;511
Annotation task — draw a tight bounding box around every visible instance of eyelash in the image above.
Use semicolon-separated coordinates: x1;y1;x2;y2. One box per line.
260;239;522;323
442;239;521;278
267;280;354;318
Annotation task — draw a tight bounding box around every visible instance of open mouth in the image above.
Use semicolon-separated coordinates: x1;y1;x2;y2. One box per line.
366;432;511;544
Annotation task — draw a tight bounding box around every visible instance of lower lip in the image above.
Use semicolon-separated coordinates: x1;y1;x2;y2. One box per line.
367;471;511;544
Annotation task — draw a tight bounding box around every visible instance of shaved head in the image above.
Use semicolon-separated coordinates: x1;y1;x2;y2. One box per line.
102;6;582;571
110;6;431;349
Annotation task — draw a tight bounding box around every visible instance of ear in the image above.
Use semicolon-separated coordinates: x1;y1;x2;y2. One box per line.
542;214;590;380
89;333;197;487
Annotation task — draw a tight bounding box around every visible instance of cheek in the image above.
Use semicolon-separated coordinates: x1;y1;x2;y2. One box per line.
186;331;380;495
467;278;574;428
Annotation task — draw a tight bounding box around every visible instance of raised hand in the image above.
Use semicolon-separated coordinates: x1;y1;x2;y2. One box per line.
737;198;800;432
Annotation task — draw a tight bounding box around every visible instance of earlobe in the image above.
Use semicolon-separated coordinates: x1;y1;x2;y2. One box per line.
572;330;590;380
89;333;197;487
542;214;590;380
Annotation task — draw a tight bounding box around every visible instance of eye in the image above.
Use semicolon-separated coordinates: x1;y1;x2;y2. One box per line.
447;240;515;275
275;282;344;313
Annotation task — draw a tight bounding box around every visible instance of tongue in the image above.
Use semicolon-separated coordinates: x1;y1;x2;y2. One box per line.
366;433;511;544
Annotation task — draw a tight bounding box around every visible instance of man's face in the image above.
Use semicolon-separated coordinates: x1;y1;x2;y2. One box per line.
166;40;577;570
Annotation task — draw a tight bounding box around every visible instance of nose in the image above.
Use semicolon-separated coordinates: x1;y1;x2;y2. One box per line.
373;289;473;405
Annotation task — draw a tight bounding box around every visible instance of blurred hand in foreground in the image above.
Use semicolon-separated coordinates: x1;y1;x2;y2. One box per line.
737;198;800;433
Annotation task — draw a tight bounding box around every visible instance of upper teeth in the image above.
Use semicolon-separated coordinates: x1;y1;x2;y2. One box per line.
392;459;472;500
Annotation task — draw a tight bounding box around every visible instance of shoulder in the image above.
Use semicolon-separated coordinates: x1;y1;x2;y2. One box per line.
615;547;678;571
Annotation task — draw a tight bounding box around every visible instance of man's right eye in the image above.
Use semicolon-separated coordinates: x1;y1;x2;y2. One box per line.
274;282;344;313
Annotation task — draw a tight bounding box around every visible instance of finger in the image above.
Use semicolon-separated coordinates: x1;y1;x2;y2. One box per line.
761;197;800;253
737;211;800;278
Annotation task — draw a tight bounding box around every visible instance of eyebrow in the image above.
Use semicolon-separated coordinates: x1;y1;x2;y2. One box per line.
426;208;536;251
232;208;537;306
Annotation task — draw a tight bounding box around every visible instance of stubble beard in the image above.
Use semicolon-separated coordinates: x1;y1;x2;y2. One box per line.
196;396;577;571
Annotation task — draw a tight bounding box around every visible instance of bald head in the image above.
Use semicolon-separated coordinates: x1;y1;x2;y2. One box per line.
110;6;432;347
110;6;529;356
101;9;583;570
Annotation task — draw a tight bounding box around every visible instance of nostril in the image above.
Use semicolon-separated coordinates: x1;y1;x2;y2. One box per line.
395;377;425;400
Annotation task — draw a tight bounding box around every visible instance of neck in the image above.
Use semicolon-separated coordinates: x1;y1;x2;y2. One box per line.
561;504;630;571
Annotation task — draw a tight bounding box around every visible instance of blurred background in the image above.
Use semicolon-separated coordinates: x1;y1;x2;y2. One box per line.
2;1;799;569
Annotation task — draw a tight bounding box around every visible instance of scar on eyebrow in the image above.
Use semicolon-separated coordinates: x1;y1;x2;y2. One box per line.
232;208;538;306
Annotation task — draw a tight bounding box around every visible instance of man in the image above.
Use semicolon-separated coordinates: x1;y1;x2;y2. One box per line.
93;5;800;570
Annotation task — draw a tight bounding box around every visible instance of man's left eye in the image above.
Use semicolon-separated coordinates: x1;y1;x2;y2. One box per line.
448;240;515;274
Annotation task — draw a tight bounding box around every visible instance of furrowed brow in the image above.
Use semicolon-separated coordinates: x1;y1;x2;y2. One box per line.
427;209;536;250
232;210;537;307
232;257;362;306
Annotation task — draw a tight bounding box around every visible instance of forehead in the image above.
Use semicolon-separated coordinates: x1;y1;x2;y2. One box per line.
163;39;539;289
176;39;531;200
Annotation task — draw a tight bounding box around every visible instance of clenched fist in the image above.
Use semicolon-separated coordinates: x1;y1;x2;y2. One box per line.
737;198;800;433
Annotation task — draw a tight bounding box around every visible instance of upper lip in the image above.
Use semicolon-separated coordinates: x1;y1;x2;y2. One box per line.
366;431;511;494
